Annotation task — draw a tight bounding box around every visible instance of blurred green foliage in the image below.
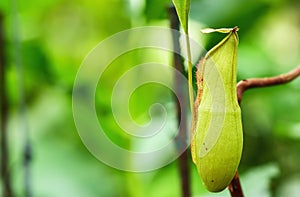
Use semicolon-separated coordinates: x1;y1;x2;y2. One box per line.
1;0;300;196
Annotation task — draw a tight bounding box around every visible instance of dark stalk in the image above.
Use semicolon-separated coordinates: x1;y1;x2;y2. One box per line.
228;64;300;197
0;12;14;197
237;65;300;103
168;5;191;197
228;172;244;197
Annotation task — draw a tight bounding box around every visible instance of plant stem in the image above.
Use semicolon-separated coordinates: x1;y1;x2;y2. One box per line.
228;172;244;197
237;65;300;103
168;5;191;197
228;64;300;197
186;36;194;117
0;12;14;197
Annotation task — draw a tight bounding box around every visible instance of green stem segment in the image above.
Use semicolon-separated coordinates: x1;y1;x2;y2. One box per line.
185;34;195;118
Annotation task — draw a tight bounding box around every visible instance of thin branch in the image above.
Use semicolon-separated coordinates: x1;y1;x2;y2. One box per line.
237;65;300;103
228;172;244;197
228;65;300;197
0;12;14;197
168;5;191;197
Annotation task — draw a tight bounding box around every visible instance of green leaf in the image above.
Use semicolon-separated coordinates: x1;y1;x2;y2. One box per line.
200;27;239;34
172;0;191;33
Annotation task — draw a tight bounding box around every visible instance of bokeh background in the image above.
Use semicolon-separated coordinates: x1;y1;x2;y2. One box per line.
1;0;300;196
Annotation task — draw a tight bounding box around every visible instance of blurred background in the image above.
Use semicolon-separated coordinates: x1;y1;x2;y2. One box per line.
1;0;300;196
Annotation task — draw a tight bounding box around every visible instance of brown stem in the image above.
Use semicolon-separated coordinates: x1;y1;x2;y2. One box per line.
0;12;14;197
237;65;300;103
228;65;300;197
228;172;244;197
168;5;191;197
